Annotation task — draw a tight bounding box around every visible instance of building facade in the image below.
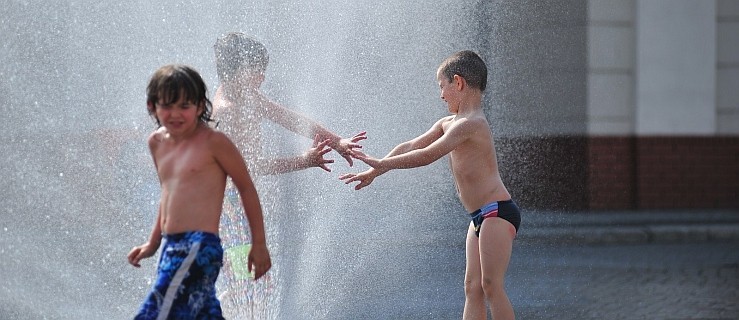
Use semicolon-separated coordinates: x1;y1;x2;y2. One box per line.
481;0;739;210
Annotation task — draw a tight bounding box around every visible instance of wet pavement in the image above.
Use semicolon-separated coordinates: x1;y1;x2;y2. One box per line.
509;242;739;320
1;209;738;319
274;210;739;320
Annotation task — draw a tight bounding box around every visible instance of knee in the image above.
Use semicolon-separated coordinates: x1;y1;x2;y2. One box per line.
464;278;484;299
481;276;504;298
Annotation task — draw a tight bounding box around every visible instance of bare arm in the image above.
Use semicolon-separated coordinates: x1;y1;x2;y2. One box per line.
210;131;271;279
261;97;366;165
339;117;450;189
127;133;164;267
366;117;475;170
259;135;333;174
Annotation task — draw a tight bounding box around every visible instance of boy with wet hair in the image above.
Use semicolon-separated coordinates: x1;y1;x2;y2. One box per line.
341;50;521;320
128;64;271;319
212;32;366;317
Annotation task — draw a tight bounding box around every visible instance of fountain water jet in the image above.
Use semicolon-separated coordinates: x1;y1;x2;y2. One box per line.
1;1;588;319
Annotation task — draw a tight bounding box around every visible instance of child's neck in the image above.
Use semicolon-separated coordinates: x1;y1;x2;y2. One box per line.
167;122;203;142
456;94;483;116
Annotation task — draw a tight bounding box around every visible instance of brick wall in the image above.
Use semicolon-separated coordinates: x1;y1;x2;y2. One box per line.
587;137;636;209
497;135;738;210
588;136;739;209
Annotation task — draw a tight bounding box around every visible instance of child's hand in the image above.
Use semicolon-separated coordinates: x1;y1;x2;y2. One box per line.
349;150;382;169
305;134;334;172
333;131;367;167
339;169;379;190
127;242;159;268
248;243;272;280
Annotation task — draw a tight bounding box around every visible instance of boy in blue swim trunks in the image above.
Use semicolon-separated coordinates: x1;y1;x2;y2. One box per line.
341;51;521;320
127;64;271;320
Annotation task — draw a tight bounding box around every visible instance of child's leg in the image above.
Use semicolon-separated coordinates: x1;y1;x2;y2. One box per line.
478;217;516;320
463;222;486;320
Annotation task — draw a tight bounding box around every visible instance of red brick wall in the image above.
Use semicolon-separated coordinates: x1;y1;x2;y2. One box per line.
588;136;739;209
587;137;636;209
635;137;739;209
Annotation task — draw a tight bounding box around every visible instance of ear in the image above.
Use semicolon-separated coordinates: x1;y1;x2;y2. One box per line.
255;73;265;87
197;100;206;116
453;74;465;90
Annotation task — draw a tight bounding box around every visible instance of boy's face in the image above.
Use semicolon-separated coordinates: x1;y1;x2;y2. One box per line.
151;93;204;136
235;67;264;89
438;74;461;114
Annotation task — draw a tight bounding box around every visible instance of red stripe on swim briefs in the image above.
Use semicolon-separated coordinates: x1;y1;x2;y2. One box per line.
482;209;498;218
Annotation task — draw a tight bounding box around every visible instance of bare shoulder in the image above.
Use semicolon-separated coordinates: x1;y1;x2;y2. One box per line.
436;115;456;128
147;128;166;147
447;114;488;134
203;126;237;150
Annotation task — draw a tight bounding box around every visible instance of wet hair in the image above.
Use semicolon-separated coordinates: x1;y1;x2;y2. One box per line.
437;50;488;91
213;32;269;82
146;64;213;126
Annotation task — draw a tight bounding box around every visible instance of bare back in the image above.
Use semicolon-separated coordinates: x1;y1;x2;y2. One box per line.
443;111;510;212
149;125;227;234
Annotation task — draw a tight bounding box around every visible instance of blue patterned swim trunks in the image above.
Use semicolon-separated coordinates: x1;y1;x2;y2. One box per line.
135;231;225;320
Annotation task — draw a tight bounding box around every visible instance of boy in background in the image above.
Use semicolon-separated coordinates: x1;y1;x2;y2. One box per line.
212;32;365;317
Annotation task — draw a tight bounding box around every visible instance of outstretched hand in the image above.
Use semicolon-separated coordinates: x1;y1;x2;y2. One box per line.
305;134;334;172
348;150;382;169
339;169;379;190
333;131;367;167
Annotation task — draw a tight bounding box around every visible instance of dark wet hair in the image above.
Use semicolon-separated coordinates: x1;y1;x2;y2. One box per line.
146;64;213;126
213;32;269;82
437;50;488;91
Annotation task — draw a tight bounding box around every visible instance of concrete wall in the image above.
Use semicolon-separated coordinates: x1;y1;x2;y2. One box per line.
636;0;716;135
718;0;739;134
586;0;739;209
587;0;635;136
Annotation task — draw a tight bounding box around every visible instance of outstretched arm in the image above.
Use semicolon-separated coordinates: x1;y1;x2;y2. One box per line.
357;116;475;171
258;135;334;175
261;97;366;165
340;117;451;189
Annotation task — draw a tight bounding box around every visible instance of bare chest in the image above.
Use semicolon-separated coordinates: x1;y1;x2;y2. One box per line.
156;144;216;183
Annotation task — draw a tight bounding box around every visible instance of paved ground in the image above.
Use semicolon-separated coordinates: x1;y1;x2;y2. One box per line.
273;209;739;320
1;208;737;319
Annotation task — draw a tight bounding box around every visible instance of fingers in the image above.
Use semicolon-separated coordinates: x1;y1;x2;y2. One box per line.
314;137;331;150
318;146;332;156
338;173;357;183
248;260;272;281
127;248;142;268
351;131;368;143
350;150;368;159
342;153;354;167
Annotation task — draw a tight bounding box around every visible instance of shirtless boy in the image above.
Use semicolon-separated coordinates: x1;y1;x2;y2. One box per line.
127;64;271;319
340;51;521;320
